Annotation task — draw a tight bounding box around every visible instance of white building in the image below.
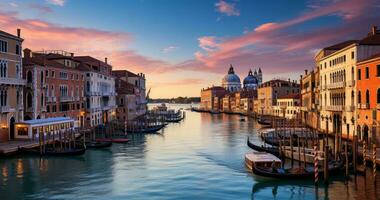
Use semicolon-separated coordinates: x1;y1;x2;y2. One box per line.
75;56;117;127
273;93;300;119
317;26;380;138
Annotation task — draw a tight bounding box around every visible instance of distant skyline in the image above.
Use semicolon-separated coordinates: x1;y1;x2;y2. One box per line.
0;0;379;98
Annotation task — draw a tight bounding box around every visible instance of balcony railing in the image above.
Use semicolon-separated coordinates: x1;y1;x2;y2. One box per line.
328;82;345;89
0;106;15;113
361;103;369;109
344;106;355;112
326;105;343;111
60;96;73;102
0;78;27;86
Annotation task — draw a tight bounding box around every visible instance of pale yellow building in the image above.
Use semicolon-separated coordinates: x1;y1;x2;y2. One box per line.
0;29;25;142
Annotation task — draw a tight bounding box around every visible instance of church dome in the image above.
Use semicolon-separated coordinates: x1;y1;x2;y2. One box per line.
222;65;241;92
222;65;241;85
243;70;258;85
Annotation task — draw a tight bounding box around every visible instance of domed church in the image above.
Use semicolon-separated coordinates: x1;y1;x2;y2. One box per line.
222;65;262;92
222;65;241;92
243;69;258;90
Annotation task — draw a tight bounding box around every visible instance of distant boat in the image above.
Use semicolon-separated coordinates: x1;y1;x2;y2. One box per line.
85;141;113;148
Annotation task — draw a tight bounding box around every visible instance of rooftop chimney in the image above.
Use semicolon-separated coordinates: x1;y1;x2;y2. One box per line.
305;69;308;75
70;53;74;59
105;57;108;64
17;29;21;38
372;26;378;35
23;48;31;59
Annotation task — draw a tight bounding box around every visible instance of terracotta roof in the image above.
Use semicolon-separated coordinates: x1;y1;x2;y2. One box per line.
202;86;226;91
23;56;66;69
324;40;358;50
74;56;111;67
112;70;139;77
358;32;380;45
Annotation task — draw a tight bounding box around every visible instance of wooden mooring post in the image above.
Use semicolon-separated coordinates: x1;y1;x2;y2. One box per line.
353;135;358;175
324;145;329;184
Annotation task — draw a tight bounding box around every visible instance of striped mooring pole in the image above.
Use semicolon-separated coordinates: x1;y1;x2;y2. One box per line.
363;141;367;168
314;145;319;185
124;120;128;136
373;144;377;182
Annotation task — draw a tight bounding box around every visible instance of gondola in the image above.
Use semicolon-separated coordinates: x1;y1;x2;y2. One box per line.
85;141;112;148
245;151;345;179
127;124;164;134
247;137;280;157
166;117;182;123
20;146;86;156
257;119;271;126
96;138;129;143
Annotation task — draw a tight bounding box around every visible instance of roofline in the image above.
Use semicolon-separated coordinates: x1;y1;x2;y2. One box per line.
318;43;357;61
0;31;24;42
357;55;380;65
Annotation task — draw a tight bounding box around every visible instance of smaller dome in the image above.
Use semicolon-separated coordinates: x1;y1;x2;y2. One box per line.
222;65;241;84
243;69;258;85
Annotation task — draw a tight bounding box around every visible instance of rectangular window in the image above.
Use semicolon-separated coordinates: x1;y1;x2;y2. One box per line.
15;44;20;55
59;72;68;79
351;51;355;59
0;40;8;52
51;71;55;78
357;69;361;80
365;67;369;79
377;65;380;77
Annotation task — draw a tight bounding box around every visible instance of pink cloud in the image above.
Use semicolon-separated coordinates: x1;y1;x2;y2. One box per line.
162;45;178;53
215;0;240;16
198;36;220;52
0;10;176;75
188;0;377;77
28;3;54;14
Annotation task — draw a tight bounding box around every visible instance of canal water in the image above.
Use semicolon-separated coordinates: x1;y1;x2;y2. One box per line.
1;104;379;200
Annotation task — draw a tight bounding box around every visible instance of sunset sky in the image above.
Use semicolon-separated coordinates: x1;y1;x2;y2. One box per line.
1;0;379;98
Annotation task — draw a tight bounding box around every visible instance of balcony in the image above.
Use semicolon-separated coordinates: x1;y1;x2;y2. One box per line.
377;104;380;110
361;103;369;109
328;82;345;89
0;78;26;86
357;104;361;109
344;106;355;112
326;105;343;111
0;106;15;113
60;96;73;102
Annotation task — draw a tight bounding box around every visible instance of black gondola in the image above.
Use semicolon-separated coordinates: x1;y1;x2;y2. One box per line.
20;146;86;156
127;124;164;134
85;141;112;148
247;137;280;157
166;117;182;123
257;119;271;126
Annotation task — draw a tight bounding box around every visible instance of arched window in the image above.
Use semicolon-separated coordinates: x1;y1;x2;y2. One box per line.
41;93;44;107
27;71;33;83
27;93;32;108
358;91;361;104
366;90;370;104
40;71;44;84
377;88;380;104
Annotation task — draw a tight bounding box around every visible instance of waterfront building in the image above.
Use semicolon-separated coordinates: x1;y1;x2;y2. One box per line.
200;86;227;111
113;70;147;121
317;26;380;138
300;69;319;129
222;65;241;92
74;56;117;127
0;29;25;142
356;53;380;145
273;93;300;119
23;49;86;128
234;90;257;114
257;79;300;116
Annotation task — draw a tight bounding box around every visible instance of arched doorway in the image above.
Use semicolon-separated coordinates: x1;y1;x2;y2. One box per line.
363;125;369;144
357;125;361;139
9;117;15;140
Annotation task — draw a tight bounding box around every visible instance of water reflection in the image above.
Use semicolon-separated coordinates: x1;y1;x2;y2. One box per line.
0;104;379;199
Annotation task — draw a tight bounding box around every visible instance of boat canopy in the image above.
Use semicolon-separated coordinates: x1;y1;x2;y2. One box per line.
246;152;281;163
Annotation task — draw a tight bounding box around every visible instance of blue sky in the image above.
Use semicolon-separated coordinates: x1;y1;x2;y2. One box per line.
1;0;379;97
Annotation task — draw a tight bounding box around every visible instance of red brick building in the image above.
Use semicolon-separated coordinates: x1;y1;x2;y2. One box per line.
23;49;86;127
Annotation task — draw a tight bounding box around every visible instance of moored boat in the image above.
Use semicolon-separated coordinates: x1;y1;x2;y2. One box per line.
96;138;129;143
127;124;164;134
85;141;112;148
20;146;86;156
247;137;279;157
257;119;271;126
